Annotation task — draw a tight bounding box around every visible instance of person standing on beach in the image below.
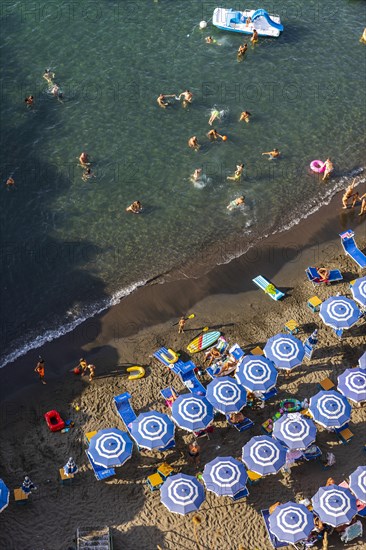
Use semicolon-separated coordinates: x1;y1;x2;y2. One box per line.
342;179;356;208
188;440;201;467
322;158;334;181
35;358;46;384
358;193;366;216
87;364;96;382
178;317;186;334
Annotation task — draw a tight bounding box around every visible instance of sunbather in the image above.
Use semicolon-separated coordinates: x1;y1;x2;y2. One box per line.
165;388;178;407
217;358;237;376
316;267;330;282
229;411;245;424
204;347;222;366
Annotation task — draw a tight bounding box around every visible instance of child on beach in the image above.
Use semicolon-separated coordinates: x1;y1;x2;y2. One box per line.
87;364;96;382
34;358;46;384
178;316;186;334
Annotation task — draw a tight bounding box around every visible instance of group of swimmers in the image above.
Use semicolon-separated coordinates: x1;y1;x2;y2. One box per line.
342;178;366;215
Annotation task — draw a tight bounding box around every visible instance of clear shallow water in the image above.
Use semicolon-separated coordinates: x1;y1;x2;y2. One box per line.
1;0;365;366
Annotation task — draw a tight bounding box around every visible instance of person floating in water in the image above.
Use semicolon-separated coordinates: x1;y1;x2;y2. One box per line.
157;93;176;108
188;136;200;150
43;68;55;84
208;108;221;126
126;200;142;214
205;36;218;44
227;163;244;181
50;83;63;102
79;152;90;167
237;44;248;58
6;177;15;190
227;196;245;210
178;89;193;107
24;95;34;108
262;148;280;160
251;29;258;44
82;168;95;181
239;110;251;123
207;128;224;141
342;179;356;208
322;158;334;181
192;168;202;181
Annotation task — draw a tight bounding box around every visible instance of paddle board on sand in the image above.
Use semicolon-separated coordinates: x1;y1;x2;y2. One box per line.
187;331;221;354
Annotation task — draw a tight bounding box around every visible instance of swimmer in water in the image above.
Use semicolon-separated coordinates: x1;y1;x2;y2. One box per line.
79;152;90;167
205;36;216;44
6;177;15;190
322;158;334;181
24;95;34;108
126;200;142;214
342;179;356;208
207;128;223;141
51;84;64;102
188;136;200;150
178;89;193;107
251;29;258;44
157;93;176;108
43;69;55;84
239;110;251;123
227;196;245;210
192;168;202;181
227;163;244;181
237;44;248;58
208;109;221;126
82;168;95;181
262;148;280;160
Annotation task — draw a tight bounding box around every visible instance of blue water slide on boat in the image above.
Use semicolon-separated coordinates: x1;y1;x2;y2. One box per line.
251;9;284;31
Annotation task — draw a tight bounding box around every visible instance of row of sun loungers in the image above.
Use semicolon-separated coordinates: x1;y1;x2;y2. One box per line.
153;348;206;395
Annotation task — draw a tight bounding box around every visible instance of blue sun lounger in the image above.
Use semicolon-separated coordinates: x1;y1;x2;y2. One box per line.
306;267;343;286
340;230;366;269
86;451;115;481
114;392;137;434
226;414;254;432
261;509;287;548
153;347;186;374
180;367;206;396
252;276;285;301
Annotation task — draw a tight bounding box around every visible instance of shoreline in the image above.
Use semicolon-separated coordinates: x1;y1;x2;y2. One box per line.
1;187;365;401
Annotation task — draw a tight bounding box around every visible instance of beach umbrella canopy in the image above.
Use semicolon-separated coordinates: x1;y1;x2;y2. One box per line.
130;411;175;450
202;456;248;497
160;473;205;515
319;296;360;330
0;479;9;513
351;276;366;307
269;501;314;544
358;351;366;370
88;428;133;468
349;466;366;503
312;484;358;527
309;390;351;429
272;413;316;451
264;333;305;370
171;394;214;432
235;355;278;393
242;435;287;476
205;376;246;414
337;367;366;403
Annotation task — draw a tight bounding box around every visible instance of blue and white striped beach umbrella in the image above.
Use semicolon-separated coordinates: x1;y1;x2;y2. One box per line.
272;413;316;451
131;411;175;450
235;355;278;393
160;473;205;515
338;367;366;403
88;428;133;468
242;435;287;476
206;377;246;414
351;276;366;307
0;479;9;513
264;334;305;370
349;466;366;503
202;456;248;497
312;484;358;527
358;351;366;370
171;394;214;432
320;296;361;330
269;502;314;544
309;390;351;429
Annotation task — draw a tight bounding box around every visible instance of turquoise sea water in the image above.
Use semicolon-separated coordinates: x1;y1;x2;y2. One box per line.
1;0;365;366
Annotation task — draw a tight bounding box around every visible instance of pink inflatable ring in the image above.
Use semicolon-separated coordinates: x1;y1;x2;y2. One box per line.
310;160;326;173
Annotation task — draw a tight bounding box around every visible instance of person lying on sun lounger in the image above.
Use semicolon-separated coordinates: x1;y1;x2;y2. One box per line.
204;347;222;366
165;388;178;407
216;357;237;376
229;411;245;424
316;267;330;282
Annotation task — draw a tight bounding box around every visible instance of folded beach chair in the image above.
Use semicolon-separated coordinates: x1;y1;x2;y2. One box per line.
86;451;115;481
231;487;249;501
153;347;186;374
340;230;366;269
261;509;287;548
252;276;285;301
305;267;343;286
180;369;206;396
226;414;254;432
114;392;137;434
160;386;178;408
340;520;363;543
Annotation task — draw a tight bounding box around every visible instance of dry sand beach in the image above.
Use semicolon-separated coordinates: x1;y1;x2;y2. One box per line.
0;196;365;550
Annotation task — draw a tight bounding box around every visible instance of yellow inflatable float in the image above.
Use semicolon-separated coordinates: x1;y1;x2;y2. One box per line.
161;349;179;364
126;366;145;380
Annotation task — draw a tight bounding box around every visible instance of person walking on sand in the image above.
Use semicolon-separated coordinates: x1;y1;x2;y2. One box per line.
87;364;96;382
322;158;334;181
342;179;356;208
227;163;244;181
178;316;186;334
35;358;46;384
239;110;251;123
262;148;280;159
188;136;200;150
188;440;201;467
